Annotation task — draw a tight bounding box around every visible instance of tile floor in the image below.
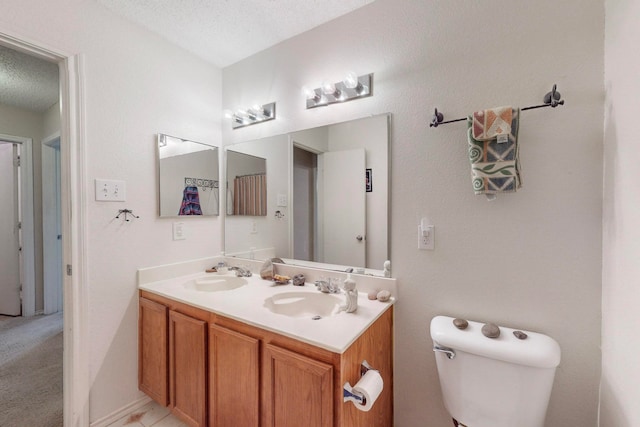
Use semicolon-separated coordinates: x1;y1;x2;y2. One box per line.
106;400;187;427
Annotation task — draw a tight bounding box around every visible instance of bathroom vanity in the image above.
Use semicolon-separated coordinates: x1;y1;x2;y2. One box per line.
138;258;395;427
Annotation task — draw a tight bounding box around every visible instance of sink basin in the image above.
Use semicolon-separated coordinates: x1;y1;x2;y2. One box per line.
263;292;342;319
183;276;247;292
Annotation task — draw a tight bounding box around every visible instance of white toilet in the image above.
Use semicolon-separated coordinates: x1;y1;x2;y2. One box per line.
430;315;561;427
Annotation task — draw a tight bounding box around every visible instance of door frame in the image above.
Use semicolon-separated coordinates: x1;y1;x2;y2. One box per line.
0;30;89;427
0;134;35;317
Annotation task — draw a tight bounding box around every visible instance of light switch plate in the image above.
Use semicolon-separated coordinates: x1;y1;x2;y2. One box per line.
418;224;435;250
277;193;288;207
95;179;126;201
173;222;186;240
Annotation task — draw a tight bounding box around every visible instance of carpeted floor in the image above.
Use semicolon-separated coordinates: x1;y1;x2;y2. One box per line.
0;313;63;427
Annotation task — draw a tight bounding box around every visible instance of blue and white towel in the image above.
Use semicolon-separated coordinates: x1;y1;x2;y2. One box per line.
179;186;202;215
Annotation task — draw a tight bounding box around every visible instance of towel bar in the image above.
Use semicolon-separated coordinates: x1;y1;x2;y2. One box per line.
430;84;564;128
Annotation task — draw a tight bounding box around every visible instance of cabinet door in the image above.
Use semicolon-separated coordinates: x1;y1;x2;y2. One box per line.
139;297;168;406
264;344;333;427
169;310;207;427
209;324;260;427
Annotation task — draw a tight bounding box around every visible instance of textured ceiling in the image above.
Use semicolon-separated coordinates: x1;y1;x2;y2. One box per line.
95;0;375;67
0;1;373;113
0;45;59;113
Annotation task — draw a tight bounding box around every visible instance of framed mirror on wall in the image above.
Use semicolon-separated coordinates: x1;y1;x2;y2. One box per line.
157;133;220;217
224;113;390;274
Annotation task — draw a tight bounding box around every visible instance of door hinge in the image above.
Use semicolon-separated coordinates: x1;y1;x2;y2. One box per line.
14;155;20;167
17;221;22;229
66;264;72;276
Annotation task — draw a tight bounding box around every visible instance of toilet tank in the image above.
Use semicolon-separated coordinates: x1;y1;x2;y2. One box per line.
430;316;561;427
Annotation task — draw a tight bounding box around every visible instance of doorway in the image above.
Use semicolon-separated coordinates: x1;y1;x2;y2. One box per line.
293;146;317;262
0;30;88;427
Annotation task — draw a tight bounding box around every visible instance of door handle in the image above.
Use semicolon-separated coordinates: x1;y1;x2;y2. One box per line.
356;235;363;242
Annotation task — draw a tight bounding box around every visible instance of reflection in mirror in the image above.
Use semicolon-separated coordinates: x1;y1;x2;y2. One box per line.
226;150;267;216
224;114;390;274
157;133;219;217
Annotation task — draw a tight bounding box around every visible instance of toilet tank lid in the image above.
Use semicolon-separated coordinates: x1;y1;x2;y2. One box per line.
430;316;561;369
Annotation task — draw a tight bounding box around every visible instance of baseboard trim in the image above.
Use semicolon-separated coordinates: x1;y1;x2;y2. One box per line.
89;395;152;427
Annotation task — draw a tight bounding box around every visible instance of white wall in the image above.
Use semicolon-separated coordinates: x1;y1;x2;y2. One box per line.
222;1;604;426
602;0;640;425
0;0;222;422
43;101;61;139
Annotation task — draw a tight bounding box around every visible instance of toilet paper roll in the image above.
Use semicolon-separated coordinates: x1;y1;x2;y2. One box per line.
352;370;384;412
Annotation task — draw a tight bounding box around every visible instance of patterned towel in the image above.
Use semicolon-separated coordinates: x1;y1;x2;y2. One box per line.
179;186;203;215
467;107;521;195
472;106;512;141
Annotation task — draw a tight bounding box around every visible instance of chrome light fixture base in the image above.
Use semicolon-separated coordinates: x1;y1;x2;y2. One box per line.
231;102;276;129
306;73;373;109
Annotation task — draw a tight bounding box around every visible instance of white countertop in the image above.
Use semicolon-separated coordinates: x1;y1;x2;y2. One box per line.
139;268;395;354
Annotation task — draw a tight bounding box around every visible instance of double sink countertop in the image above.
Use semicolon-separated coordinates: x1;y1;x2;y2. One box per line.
138;257;397;354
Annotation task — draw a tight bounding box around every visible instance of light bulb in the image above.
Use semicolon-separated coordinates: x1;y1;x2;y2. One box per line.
234;110;247;123
223;109;234;119
251;104;264;116
303;86;321;102
343;72;359;89
321;80;337;96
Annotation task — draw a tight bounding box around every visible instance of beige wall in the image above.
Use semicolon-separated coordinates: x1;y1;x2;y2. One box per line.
42;101;61;140
0;0;223;421
223;1;604;425
602;0;640;425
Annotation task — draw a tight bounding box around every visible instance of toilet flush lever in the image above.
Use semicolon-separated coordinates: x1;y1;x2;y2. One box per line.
433;345;456;360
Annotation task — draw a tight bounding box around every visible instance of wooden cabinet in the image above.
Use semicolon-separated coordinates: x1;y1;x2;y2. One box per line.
169;310;207;427
139;293;209;427
209;324;260;427
263;344;334;427
138;297;168;406
139;290;393;427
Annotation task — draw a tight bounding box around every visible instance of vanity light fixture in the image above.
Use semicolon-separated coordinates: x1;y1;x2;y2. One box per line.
226;102;276;129
305;72;373;109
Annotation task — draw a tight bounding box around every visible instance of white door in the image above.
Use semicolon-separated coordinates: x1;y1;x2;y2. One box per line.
0;143;22;316
43;137;63;314
321;148;366;267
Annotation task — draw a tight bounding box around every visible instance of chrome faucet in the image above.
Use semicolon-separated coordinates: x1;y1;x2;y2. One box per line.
229;266;252;277
315;278;340;293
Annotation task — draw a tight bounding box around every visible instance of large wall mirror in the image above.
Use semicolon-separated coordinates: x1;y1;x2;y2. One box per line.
157;133;220;217
224;113;390;274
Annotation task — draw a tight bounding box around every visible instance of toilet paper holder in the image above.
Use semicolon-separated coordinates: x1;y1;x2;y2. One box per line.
343;360;377;406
